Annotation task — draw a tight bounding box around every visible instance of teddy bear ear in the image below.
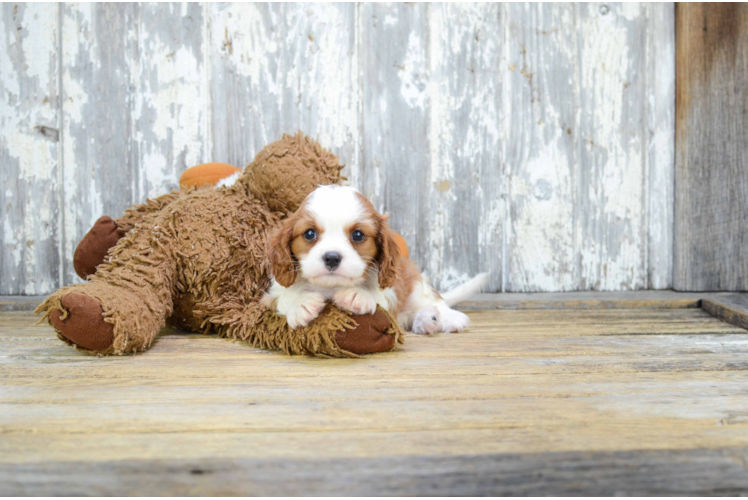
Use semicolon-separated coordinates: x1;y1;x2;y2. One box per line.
245;133;344;214
268;219;297;287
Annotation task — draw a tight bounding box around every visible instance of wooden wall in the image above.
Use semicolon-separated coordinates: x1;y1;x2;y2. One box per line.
674;4;748;291
0;3;675;295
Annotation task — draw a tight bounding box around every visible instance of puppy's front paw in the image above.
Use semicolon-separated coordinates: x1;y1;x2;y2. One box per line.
333;288;377;315
285;293;327;329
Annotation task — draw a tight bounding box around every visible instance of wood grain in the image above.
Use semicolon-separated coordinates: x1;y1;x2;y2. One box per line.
576;3;647;291
208;3;358;171
0;3;61;295
1;4;678;294
701;294;748;331
504;3;577;292
134;3;208;202
60;3;137;286
646;3;676;290
674;3;748;291
2;305;748;494
3;448;748;496
359;3;431;282
422;4;504;292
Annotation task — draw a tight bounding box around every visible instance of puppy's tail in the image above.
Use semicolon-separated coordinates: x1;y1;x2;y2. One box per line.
441;273;489;307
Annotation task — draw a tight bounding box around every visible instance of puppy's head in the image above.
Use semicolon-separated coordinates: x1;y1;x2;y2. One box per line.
268;185;400;289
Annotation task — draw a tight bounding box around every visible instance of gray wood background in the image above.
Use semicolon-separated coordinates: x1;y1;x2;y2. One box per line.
674;4;748;292
0;3;675;295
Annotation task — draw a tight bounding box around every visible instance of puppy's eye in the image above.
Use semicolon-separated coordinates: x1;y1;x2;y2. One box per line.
303;229;317;241
351;230;365;242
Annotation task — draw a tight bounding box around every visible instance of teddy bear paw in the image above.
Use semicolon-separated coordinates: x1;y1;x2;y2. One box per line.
335;308;396;355
49;293;115;351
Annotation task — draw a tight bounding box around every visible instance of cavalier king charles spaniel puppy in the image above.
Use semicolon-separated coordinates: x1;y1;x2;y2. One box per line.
262;185;488;333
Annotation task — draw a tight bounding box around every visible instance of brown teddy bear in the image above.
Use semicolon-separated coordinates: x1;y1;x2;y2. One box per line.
36;133;403;357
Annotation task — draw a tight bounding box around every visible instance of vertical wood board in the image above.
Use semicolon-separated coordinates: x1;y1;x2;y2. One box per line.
60;3;136;285
424;4;504;292
645;3;675;290
574;2;647;291
0;3;60;295
504;3;577;292
134;3;208;202
208;3;358;172
674;3;748;291
359;3;433;281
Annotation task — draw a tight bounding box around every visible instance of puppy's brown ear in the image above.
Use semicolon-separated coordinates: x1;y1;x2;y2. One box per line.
268;217;297;287
376;215;401;289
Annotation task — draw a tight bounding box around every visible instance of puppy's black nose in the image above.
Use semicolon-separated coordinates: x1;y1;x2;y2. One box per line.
323;252;342;271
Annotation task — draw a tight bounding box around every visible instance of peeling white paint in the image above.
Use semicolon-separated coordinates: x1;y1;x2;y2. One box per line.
1;3;60;294
20;3;57;84
502;3;579;293
213;4;277;95
1;3;676;294
576;2;647;290
209;3;358;173
136;44;203;196
5;130;56;181
399;32;428;110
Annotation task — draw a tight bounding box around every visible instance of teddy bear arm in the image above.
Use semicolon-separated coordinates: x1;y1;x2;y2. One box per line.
72;191;184;280
221;303;402;357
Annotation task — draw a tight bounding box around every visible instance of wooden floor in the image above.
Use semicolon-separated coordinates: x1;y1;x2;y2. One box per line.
3;296;748;495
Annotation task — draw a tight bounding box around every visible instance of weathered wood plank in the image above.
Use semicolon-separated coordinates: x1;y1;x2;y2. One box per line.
0;3;61;295
504;3;577;292
208;3;358;170
458;290;731;310
423;4;503;292
2;409;748;463
701;294;748;331
133;3;208;201
60;3;137;286
3;447;748;496
358;3;431;280
458;296;700;310
674;3;748;291
575;3;647;290
3;304;748;494
645;2;675;289
4;290;742;312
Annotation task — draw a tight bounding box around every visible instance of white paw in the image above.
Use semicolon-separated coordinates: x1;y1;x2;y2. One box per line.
412;307;439;335
285;293;327;329
437;307;469;333
333;288;377;315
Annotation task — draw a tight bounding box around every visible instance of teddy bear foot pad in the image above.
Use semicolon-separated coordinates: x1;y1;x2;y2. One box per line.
49;293;115;351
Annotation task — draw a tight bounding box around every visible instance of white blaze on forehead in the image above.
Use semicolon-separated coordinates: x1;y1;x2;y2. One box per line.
306;185;365;229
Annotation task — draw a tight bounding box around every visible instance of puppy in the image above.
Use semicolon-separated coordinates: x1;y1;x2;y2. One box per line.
262;185;488;333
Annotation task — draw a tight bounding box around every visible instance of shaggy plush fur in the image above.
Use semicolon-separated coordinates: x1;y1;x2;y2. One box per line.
36;133;404;357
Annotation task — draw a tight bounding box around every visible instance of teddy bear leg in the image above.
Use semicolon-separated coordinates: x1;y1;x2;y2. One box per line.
241;303;402;357
38;272;174;355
